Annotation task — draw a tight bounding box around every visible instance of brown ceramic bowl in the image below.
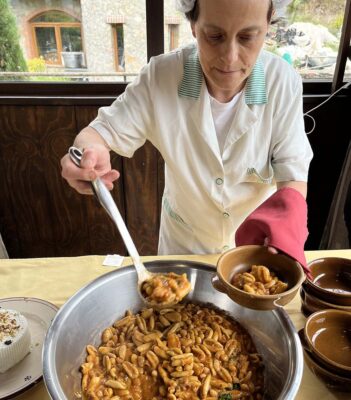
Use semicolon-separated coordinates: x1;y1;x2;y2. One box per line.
300;283;351;317
304;309;351;376
302;346;351;392
213;245;305;310
298;329;351;391
305;257;351;306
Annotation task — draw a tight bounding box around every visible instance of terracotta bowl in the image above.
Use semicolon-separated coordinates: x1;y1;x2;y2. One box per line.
304;309;351;376
305;257;351;306
300;283;351;317
213;245;305;310
302;346;351;392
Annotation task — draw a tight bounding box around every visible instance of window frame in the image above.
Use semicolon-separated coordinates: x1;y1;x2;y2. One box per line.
31;22;82;65
168;24;179;52
0;0;350;103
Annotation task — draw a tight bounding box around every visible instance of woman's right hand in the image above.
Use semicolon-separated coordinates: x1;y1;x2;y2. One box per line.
61;143;120;195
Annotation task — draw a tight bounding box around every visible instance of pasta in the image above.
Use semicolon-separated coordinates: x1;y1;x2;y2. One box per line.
80;303;264;400
141;273;191;304
231;265;288;295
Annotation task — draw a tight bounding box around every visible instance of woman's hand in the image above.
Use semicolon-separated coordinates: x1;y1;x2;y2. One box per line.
60;128;120;195
264;237;279;254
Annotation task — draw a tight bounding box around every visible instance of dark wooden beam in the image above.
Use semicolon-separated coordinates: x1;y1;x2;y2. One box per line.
146;0;164;60
332;0;351;92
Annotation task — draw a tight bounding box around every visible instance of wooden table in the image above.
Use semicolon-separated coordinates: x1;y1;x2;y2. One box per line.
1;249;350;399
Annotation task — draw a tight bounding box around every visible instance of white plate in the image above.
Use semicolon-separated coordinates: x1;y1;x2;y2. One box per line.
0;297;58;399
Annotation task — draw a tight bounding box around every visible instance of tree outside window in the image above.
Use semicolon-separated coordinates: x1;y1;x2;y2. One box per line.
0;0;27;76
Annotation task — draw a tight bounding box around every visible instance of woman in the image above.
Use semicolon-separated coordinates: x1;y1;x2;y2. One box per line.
61;0;313;265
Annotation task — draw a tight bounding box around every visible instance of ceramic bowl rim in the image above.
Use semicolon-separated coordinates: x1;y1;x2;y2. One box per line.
303;346;351;385
306;257;351;300
301;283;351;311
304;309;351;372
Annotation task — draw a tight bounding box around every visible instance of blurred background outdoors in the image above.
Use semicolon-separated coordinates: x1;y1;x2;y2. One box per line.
0;0;350;83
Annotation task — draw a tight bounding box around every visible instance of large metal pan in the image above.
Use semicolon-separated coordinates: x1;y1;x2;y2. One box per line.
43;260;303;399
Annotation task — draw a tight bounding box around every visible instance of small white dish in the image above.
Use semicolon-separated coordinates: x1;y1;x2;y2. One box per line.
0;297;58;399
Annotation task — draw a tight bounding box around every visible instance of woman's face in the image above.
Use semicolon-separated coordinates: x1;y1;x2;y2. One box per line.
191;0;270;103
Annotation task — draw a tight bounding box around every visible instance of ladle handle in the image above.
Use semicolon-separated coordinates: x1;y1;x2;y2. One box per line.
68;147;144;273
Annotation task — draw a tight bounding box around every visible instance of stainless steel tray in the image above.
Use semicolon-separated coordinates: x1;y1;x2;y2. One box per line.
43;260;303;399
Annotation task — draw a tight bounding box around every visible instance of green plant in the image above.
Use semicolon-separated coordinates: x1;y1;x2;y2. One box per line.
27;57;46;72
0;0;27;75
288;0;305;23
329;14;343;35
324;41;339;52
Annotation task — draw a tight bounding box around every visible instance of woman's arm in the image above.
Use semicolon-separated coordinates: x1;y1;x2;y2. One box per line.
277;181;307;199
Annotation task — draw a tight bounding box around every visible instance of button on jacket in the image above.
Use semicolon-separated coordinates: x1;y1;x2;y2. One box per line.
90;44;313;255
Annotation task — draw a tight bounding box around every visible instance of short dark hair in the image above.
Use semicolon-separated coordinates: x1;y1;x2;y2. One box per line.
185;0;274;23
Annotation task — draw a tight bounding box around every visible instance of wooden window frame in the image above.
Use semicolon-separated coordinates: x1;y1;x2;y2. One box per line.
168;24;179;51
31;21;82;65
0;0;350;103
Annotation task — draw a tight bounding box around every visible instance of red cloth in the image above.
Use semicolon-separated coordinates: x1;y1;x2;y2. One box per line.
235;187;311;275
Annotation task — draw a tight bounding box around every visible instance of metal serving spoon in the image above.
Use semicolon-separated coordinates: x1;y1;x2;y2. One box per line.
68;147;190;308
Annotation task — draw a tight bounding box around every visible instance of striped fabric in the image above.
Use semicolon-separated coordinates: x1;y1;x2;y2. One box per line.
244;60;267;104
178;46;267;105
178;48;203;99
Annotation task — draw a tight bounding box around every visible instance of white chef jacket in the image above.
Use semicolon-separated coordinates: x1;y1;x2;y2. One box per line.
90;44;313;255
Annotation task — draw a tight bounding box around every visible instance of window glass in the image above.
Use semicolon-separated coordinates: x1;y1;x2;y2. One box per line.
164;0;350;80
1;0;147;82
32;11;78;23
164;0;194;53
61;27;83;52
265;0;350;79
114;24;125;72
35;27;58;64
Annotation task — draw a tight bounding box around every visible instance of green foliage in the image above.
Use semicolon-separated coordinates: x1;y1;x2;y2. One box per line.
27;57;70;81
324;41;339;52
0;0;27;72
27;57;46;73
287;0;346;32
329;14;343;35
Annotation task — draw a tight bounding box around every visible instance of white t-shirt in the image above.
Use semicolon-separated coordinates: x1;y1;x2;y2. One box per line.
210;91;242;154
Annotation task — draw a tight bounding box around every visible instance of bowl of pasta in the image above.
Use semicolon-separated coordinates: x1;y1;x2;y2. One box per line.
213;245;305;310
43;260;303;400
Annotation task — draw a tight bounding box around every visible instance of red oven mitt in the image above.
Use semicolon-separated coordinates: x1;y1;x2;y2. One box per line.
235;187;311;276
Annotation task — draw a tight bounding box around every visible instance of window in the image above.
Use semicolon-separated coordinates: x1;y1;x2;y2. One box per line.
265;0;350;80
164;0;194;53
168;24;179;51
0;0;349;85
113;24;125;71
0;0;147;83
31;11;83;67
